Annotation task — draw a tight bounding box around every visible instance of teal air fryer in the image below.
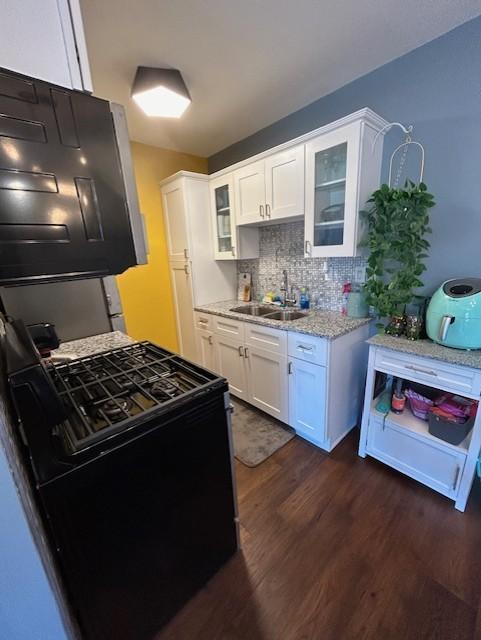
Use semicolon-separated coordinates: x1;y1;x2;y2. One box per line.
426;278;481;350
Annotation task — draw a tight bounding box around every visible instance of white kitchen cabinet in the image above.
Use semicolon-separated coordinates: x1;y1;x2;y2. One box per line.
288;357;327;445
0;0;92;91
195;328;217;372
215;334;248;400
233;146;305;226
169;260;197;362
209;174;259;260
161;172;237;360
233;161;266;224
304;116;383;258
246;345;288;422
265;145;305;221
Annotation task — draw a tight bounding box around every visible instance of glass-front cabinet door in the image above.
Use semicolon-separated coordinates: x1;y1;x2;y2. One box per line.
210;174;236;259
304;122;362;258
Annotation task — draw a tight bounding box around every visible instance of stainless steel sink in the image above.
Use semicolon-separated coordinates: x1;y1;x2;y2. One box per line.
264;310;308;321
230;305;276;316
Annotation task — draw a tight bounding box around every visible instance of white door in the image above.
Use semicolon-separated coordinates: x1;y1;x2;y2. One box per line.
265;145;305;221
162;181;190;260
196;329;218;372
234;161;266;225
215;335;248;399
169;260;197;361
246;345;288;422
288;358;326;444
304;122;361;258
210;174;236;260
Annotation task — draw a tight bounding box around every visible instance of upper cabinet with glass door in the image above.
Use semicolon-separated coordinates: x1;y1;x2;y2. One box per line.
209;174;259;260
304;116;384;258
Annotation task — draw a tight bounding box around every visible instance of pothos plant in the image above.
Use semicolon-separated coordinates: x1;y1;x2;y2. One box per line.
361;180;435;328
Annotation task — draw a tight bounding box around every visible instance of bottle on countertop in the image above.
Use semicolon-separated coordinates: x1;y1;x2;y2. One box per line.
299;286;310;310
341;282;352;316
391;378;406;414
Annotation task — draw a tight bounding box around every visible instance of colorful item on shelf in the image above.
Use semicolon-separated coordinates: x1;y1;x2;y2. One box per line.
405;388;434;421
405;314;422;340
237;272;251;302
391;378;406;414
299;287;310;310
385;314;406;337
341;282;351;316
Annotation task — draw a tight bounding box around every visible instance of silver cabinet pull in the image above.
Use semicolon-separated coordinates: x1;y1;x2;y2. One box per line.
198;318;208;324
231;246;236;257
260;204;264;218
297;344;313;352
266;203;271;218
405;364;437;377
244;347;249;358
288;361;293;374
453;465;461;490
238;345;244;357
183;248;189;259
208;335;213;345
184;263;190;275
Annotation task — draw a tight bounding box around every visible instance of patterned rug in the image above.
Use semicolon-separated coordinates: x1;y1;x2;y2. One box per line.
230;398;295;467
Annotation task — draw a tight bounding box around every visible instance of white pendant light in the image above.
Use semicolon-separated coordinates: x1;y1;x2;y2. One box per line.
131;67;191;118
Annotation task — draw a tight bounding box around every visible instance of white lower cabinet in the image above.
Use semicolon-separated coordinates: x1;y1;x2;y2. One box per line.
195;329;217;372
288;357;327;446
246;345;288;422
215;334;248;400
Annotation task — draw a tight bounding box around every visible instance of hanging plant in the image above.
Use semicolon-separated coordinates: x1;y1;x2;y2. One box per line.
361;180;435;329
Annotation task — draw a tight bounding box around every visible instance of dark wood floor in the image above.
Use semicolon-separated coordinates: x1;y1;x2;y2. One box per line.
157;430;481;640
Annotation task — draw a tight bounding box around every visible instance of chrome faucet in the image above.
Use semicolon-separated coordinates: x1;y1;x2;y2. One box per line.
280;270;297;308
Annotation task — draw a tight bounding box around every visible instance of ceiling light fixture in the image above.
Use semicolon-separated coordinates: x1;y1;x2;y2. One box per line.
131;67;191;118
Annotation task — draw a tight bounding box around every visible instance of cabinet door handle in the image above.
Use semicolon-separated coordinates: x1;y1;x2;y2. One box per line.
405;364;437;377
266;203;271;218
288;361;293;374
199;318;208;324
184;264;190;275
208;335;213;345
231;246;236;257
297;344;313;352
238;345;244;357
453;465;460;490
244;347;249;359
184;248;189;259
260;205;264;219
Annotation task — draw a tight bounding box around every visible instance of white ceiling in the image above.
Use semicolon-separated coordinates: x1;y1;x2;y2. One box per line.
80;0;481;158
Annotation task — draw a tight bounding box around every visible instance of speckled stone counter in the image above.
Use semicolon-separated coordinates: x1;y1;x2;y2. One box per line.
368;334;481;370
195;300;371;339
53;331;134;359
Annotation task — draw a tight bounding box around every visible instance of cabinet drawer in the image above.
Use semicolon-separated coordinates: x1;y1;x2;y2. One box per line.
366;416;465;498
194;311;213;331
245;323;287;355
288;332;328;366
213;316;245;339
374;348;481;397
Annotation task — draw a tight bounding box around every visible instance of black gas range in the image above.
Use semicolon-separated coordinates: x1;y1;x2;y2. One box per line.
5;317;239;640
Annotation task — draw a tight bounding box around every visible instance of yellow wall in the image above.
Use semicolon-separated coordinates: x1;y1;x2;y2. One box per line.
116;141;207;350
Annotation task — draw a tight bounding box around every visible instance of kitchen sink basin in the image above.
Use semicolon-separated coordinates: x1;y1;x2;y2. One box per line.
230;305;275;316
264;310;308;321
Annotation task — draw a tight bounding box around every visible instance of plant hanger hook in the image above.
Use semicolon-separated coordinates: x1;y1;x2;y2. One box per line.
372;121;425;187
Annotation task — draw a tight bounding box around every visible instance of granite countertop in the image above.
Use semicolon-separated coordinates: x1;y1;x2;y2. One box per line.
368;334;481;370
195;300;371;339
52;330;135;359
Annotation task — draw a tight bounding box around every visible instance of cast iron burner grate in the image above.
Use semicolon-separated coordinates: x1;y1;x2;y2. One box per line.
47;342;217;453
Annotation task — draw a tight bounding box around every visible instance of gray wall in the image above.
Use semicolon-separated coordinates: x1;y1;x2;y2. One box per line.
209;16;481;294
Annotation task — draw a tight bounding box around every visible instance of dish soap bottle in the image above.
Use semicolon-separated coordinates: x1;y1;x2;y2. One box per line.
299;287;310;310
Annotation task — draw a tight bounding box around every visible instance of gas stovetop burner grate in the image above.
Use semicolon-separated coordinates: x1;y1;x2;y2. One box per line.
47;342;219;453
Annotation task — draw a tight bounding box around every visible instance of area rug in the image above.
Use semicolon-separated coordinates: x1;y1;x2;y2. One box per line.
230;398;295;467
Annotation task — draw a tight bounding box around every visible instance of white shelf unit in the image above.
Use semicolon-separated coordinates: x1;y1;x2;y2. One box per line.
359;344;481;512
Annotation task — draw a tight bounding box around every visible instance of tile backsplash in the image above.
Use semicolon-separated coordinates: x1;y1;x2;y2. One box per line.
237;222;366;311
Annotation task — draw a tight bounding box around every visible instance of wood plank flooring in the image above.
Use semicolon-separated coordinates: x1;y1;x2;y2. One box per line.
157;430;481;640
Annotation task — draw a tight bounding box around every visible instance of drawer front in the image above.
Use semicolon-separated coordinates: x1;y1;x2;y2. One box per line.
213;315;245;339
194;311;213;331
288;332;328;366
366;416;465;498
245;323;287;355
374;348;481;397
